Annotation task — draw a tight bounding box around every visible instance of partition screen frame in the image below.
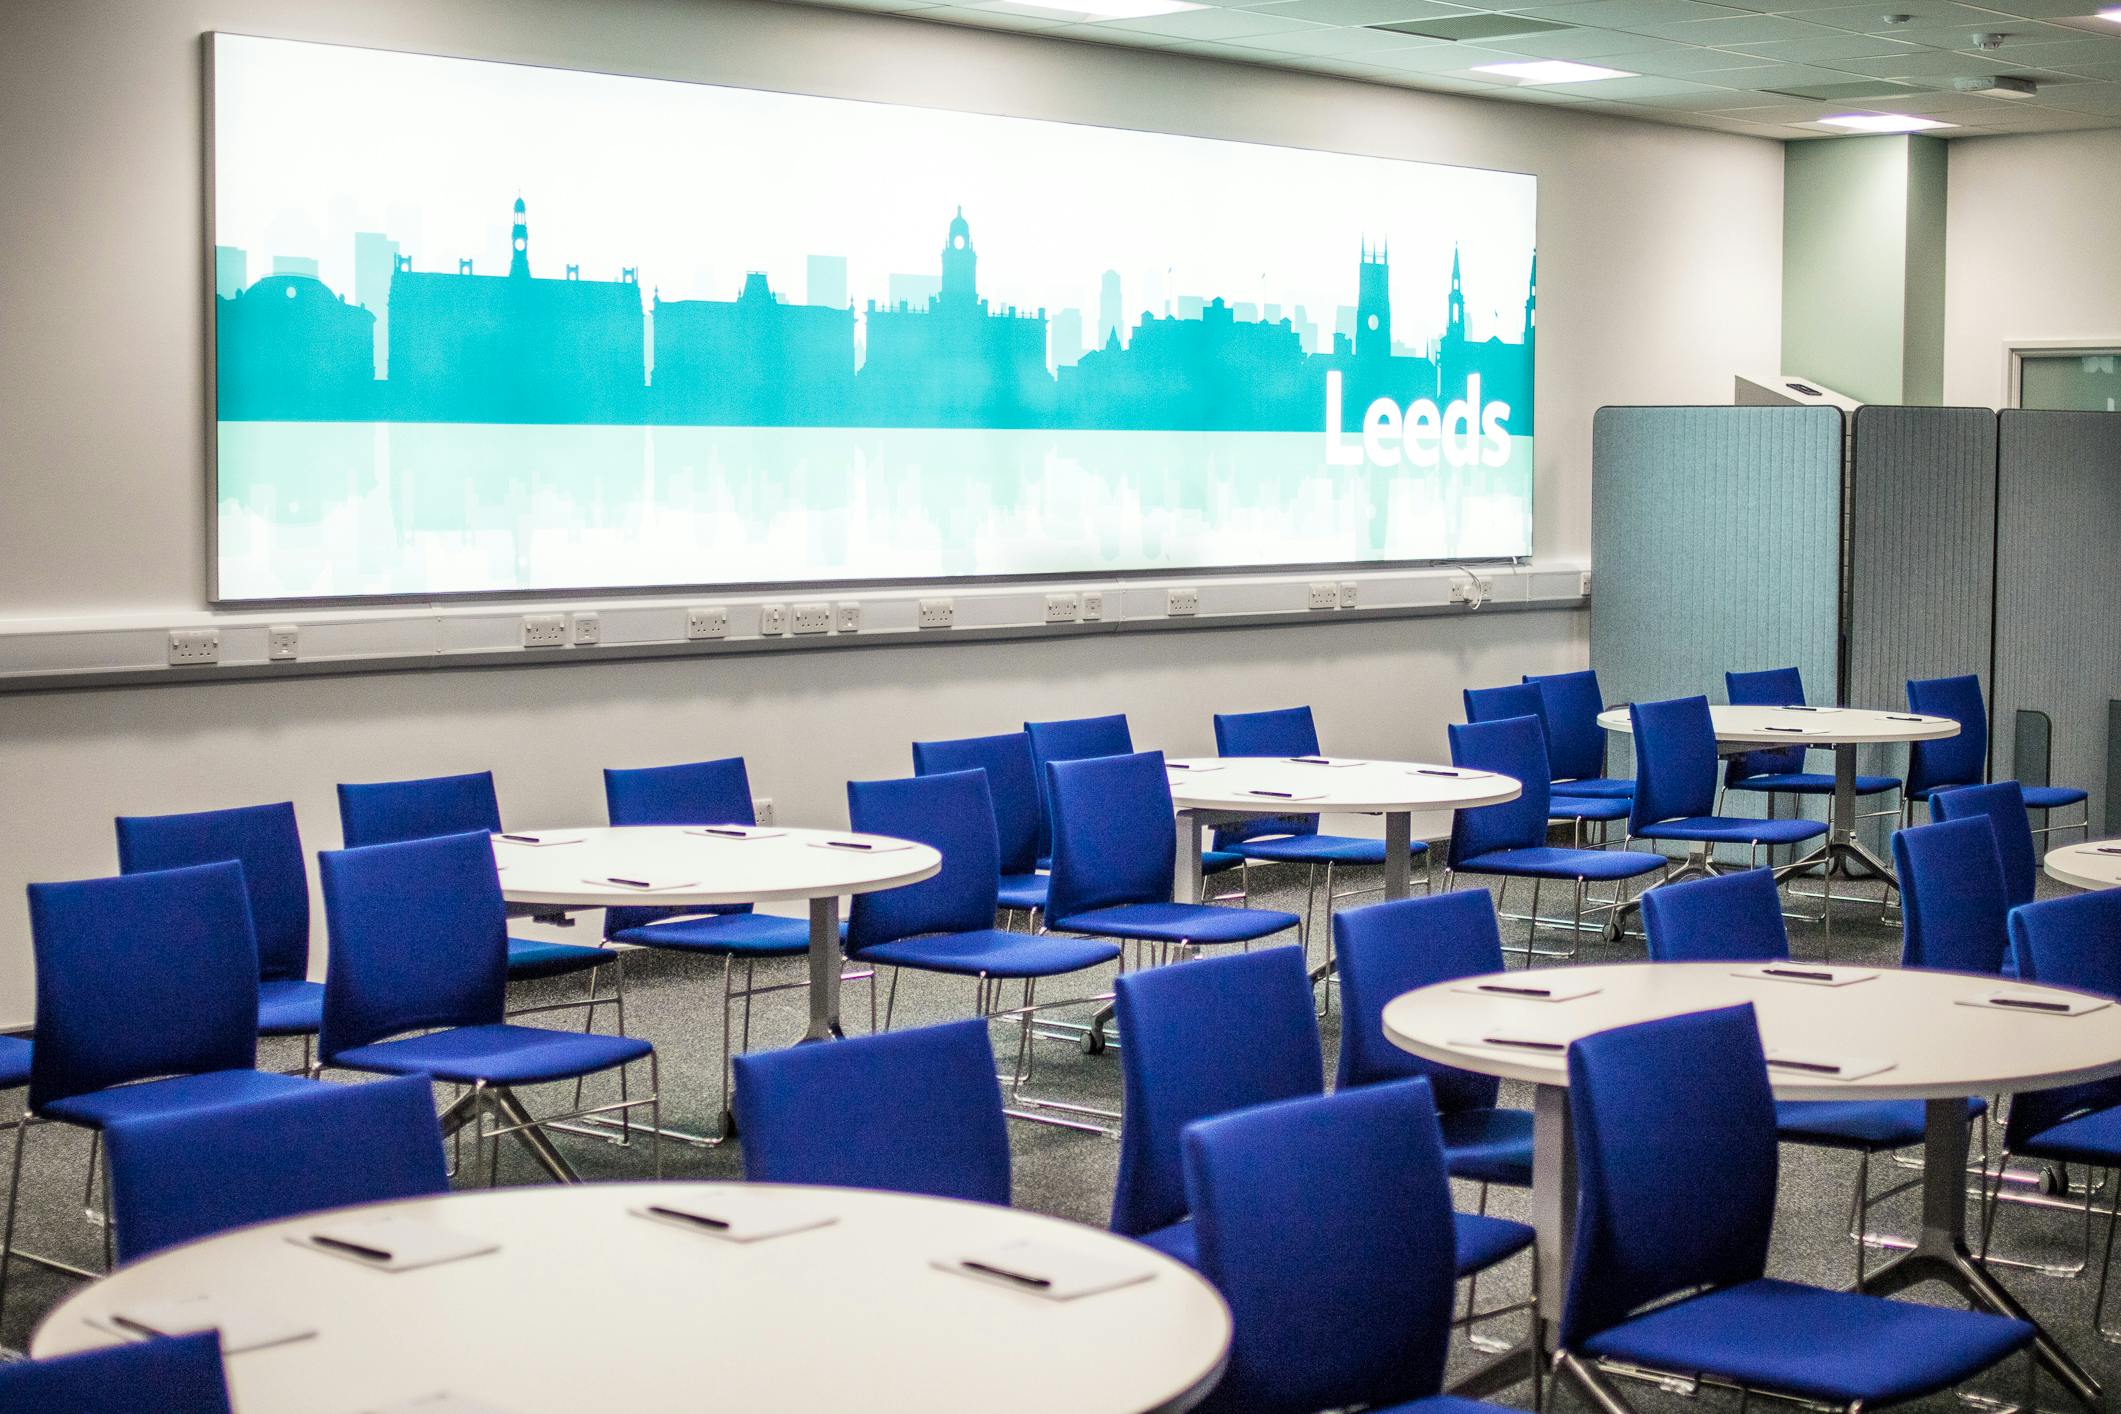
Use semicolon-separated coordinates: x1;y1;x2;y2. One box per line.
202;32;1539;608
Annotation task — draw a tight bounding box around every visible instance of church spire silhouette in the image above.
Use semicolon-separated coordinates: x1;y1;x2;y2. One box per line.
510;196;530;279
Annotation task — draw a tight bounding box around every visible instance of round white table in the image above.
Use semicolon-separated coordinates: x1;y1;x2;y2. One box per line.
32;1183;1232;1414
1385;960;2121;1409
1163;756;1521;904
2045;840;2121;891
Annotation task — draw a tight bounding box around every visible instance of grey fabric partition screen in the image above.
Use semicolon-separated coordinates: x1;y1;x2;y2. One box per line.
1994;410;2121;834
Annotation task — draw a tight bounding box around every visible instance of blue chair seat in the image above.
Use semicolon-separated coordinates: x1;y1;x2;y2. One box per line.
1776;1097;1984;1151
0;1036;28;1090
855;928;1120;979
1228;834;1430;867
331;1022;653;1087
1439;1107;1534;1187
609;912;809;957
1579;1276;2033;1406
2016;1103;2121;1168
42;1068;314;1130
1140;1218;1199;1266
1202;850;1246;875
997;872;1049;911
2024;784;2089;811
1051;902;1298;946
1454;1210;1533;1279
258;978;324;1036
505;936;614;980
1456;846;1666;883
1557;776;1632;800
1637;816;1827;847
1730;772;1900;797
1552;795;1629;823
1374;1397;1519;1414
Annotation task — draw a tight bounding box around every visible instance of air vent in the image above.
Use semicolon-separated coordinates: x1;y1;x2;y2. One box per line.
1370;14;1573;41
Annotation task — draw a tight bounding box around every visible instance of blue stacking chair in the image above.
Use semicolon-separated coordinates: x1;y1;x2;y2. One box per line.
1722;666;1901;816
1626;696;1827;886
1990;889;2121;1330
1523;669;1633;800
1026;713;1245;889
1443;715;1663;958
115;801;323;1054
847;770;1120;1127
603;757;813;1134
911;731;1049;921
731;1018;1011;1206
0;1331;233;1413
336;771;621;1008
1933;781;2040;909
1554;1004;2035;1412
1465;684;1627;845
1640;868;1984;1282
316;831;659;1184
1896;817;2013;974
105;1073;447;1263
1181;1080;1530;1414
1908;674;2088;843
1;862;316;1306
1213;704;1433;890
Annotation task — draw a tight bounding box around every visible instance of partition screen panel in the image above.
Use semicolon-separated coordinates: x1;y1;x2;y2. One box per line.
207;34;1538;602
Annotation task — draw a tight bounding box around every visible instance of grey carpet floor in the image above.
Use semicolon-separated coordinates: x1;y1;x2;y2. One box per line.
2;858;2113;1413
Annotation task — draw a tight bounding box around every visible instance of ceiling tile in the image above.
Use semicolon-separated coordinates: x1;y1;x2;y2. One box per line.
1967;0;2121;16
1232;0;1478;22
1728;34;1926;62
1359;39;1539;65
1043;21;1190;43
1237;24;1448;51
1479;27;1690;55
1698;60;1881;83
1974;39;2121;67
2040;81;2121;109
914;4;1074;29
1601;46;1785;72
1526;71;1745;95
1829;49;2046;75
1093;7;1336;37
1514;0;1751;27
1622;14;1845;43
1791;2;2026;33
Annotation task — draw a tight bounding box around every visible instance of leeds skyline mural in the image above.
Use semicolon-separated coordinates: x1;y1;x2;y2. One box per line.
209;34;1538;600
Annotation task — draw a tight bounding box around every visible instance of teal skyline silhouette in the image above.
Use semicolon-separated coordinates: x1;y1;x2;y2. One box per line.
216;199;1534;436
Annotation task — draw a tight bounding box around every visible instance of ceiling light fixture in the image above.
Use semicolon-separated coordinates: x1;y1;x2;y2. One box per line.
1817;112;1956;131
982;0;1203;19
1472;60;1637;84
2099;6;2121;21
1953;74;2037;96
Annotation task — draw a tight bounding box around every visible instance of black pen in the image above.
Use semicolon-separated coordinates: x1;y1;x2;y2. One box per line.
1478;983;1555;998
1288;756;1333;765
1417;768;1462;777
1762;966;1836;981
498;833;543;844
1781;705;1821;712
1763;726;1805;733
1479;1036;1565;1051
1887;714;1925;722
607;876;655;888
648;1205;731;1230
1988;995;2072;1013
825;839;875;850
961;1261;1052;1289
310;1233;396;1263
1249;789;1296;798
1767;1058;1843;1074
698;826;750;838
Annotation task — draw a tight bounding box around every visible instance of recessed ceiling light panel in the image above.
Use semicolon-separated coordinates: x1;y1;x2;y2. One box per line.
1817;112;1955;132
980;0;1203;19
1472;60;1636;84
2098;6;2121;21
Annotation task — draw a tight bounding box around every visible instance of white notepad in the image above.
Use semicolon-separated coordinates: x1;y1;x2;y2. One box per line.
95;1293;316;1354
1242;788;1326;803
631;1191;838;1243
490;833;585;848
364;1396;518;1414
1164;761;1224;773
1411;767;1491;779
289;1214;498;1273
1957;989;2113;1018
1450;1035;1570;1058
582;875;699;893
684;825;785;841
936;1238;1156;1301
1452;978;1601;1003
1765;1050;1896;1082
806;838;914;854
1734;964;1877;988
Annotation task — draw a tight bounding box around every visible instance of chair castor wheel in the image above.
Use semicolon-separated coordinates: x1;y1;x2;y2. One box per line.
1081;1029;1107;1057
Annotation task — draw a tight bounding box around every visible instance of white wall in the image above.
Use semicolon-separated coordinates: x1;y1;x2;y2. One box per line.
0;0;1784;1024
1944;130;2121;409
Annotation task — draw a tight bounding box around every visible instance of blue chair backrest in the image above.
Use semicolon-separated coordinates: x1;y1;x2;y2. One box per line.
26;862;261;1114
1211;707;1324;847
1183;1081;1456;1414
1723;666;1809;783
1561;1004;1777;1348
730;1018;1010;1206
1110;946;1323;1237
0;1331;232;1413
1907;674;1988;797
1627;695;1720;832
846;771;1001;950
1333;892;1506;1112
2007;890;2121;1146
1895;816;2010;973
336;770;502;848
116;802;310;987
1463;682;1545;725
316;831;509;1061
602;757;758;932
1640;868;1789;964
1044;751;1175;923
1025;713;1133;858
911;731;1042;876
1933;781;2038;908
105;1073;447;1263
1524;669;1610;783
1445;715;1553;868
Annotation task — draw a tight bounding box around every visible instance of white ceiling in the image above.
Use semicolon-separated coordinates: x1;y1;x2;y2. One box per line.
787;0;2121;138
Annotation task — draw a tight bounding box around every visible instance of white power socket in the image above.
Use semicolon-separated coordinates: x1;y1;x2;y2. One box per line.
1044;592;1081;623
1081;590;1105;622
167;629;220;666
570;612;601;646
835;602;862;633
1449;578;1494;608
687;606;729;640
759;605;788;636
1579;571;1593;598
918;597;955;629
522;614;568;648
267;625;300;661
1308;582;1339;610
752;796;775;826
1338;582;1360;610
1167;587;1200;616
792;602;833;635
